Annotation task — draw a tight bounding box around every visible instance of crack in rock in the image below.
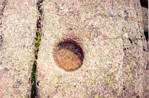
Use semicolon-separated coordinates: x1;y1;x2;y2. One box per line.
0;0;7;48
31;0;44;98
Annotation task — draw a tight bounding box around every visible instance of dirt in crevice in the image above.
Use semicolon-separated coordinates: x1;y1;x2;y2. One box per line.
31;0;44;98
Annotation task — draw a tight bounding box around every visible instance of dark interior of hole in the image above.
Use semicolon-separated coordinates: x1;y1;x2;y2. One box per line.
57;39;84;62
140;0;148;8
144;31;148;40
136;95;140;98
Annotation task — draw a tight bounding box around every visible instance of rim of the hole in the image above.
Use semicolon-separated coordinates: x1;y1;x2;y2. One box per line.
53;39;84;71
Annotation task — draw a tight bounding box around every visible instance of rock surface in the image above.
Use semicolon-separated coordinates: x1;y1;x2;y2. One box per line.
0;0;37;97
0;0;148;98
37;0;147;98
142;7;148;32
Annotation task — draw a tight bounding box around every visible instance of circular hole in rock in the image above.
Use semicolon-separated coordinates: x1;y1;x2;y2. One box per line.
53;39;84;71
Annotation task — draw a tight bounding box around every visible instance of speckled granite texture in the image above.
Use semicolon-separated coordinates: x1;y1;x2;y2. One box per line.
36;0;148;98
0;0;148;98
0;0;37;97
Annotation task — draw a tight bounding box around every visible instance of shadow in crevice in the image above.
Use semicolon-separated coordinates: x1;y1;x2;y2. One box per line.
31;0;44;98
144;31;148;41
140;0;148;8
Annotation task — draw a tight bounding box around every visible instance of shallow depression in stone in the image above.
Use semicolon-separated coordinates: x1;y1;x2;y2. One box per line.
53;39;84;71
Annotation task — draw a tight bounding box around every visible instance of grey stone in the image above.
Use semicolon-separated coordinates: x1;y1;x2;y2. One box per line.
0;0;37;97
37;0;147;98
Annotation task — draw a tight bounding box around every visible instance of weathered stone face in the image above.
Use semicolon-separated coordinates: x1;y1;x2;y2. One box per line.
142;7;148;33
36;0;147;98
0;0;148;98
0;0;37;97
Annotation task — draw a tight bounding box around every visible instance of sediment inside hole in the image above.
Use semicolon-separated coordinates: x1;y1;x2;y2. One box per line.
53;39;84;71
